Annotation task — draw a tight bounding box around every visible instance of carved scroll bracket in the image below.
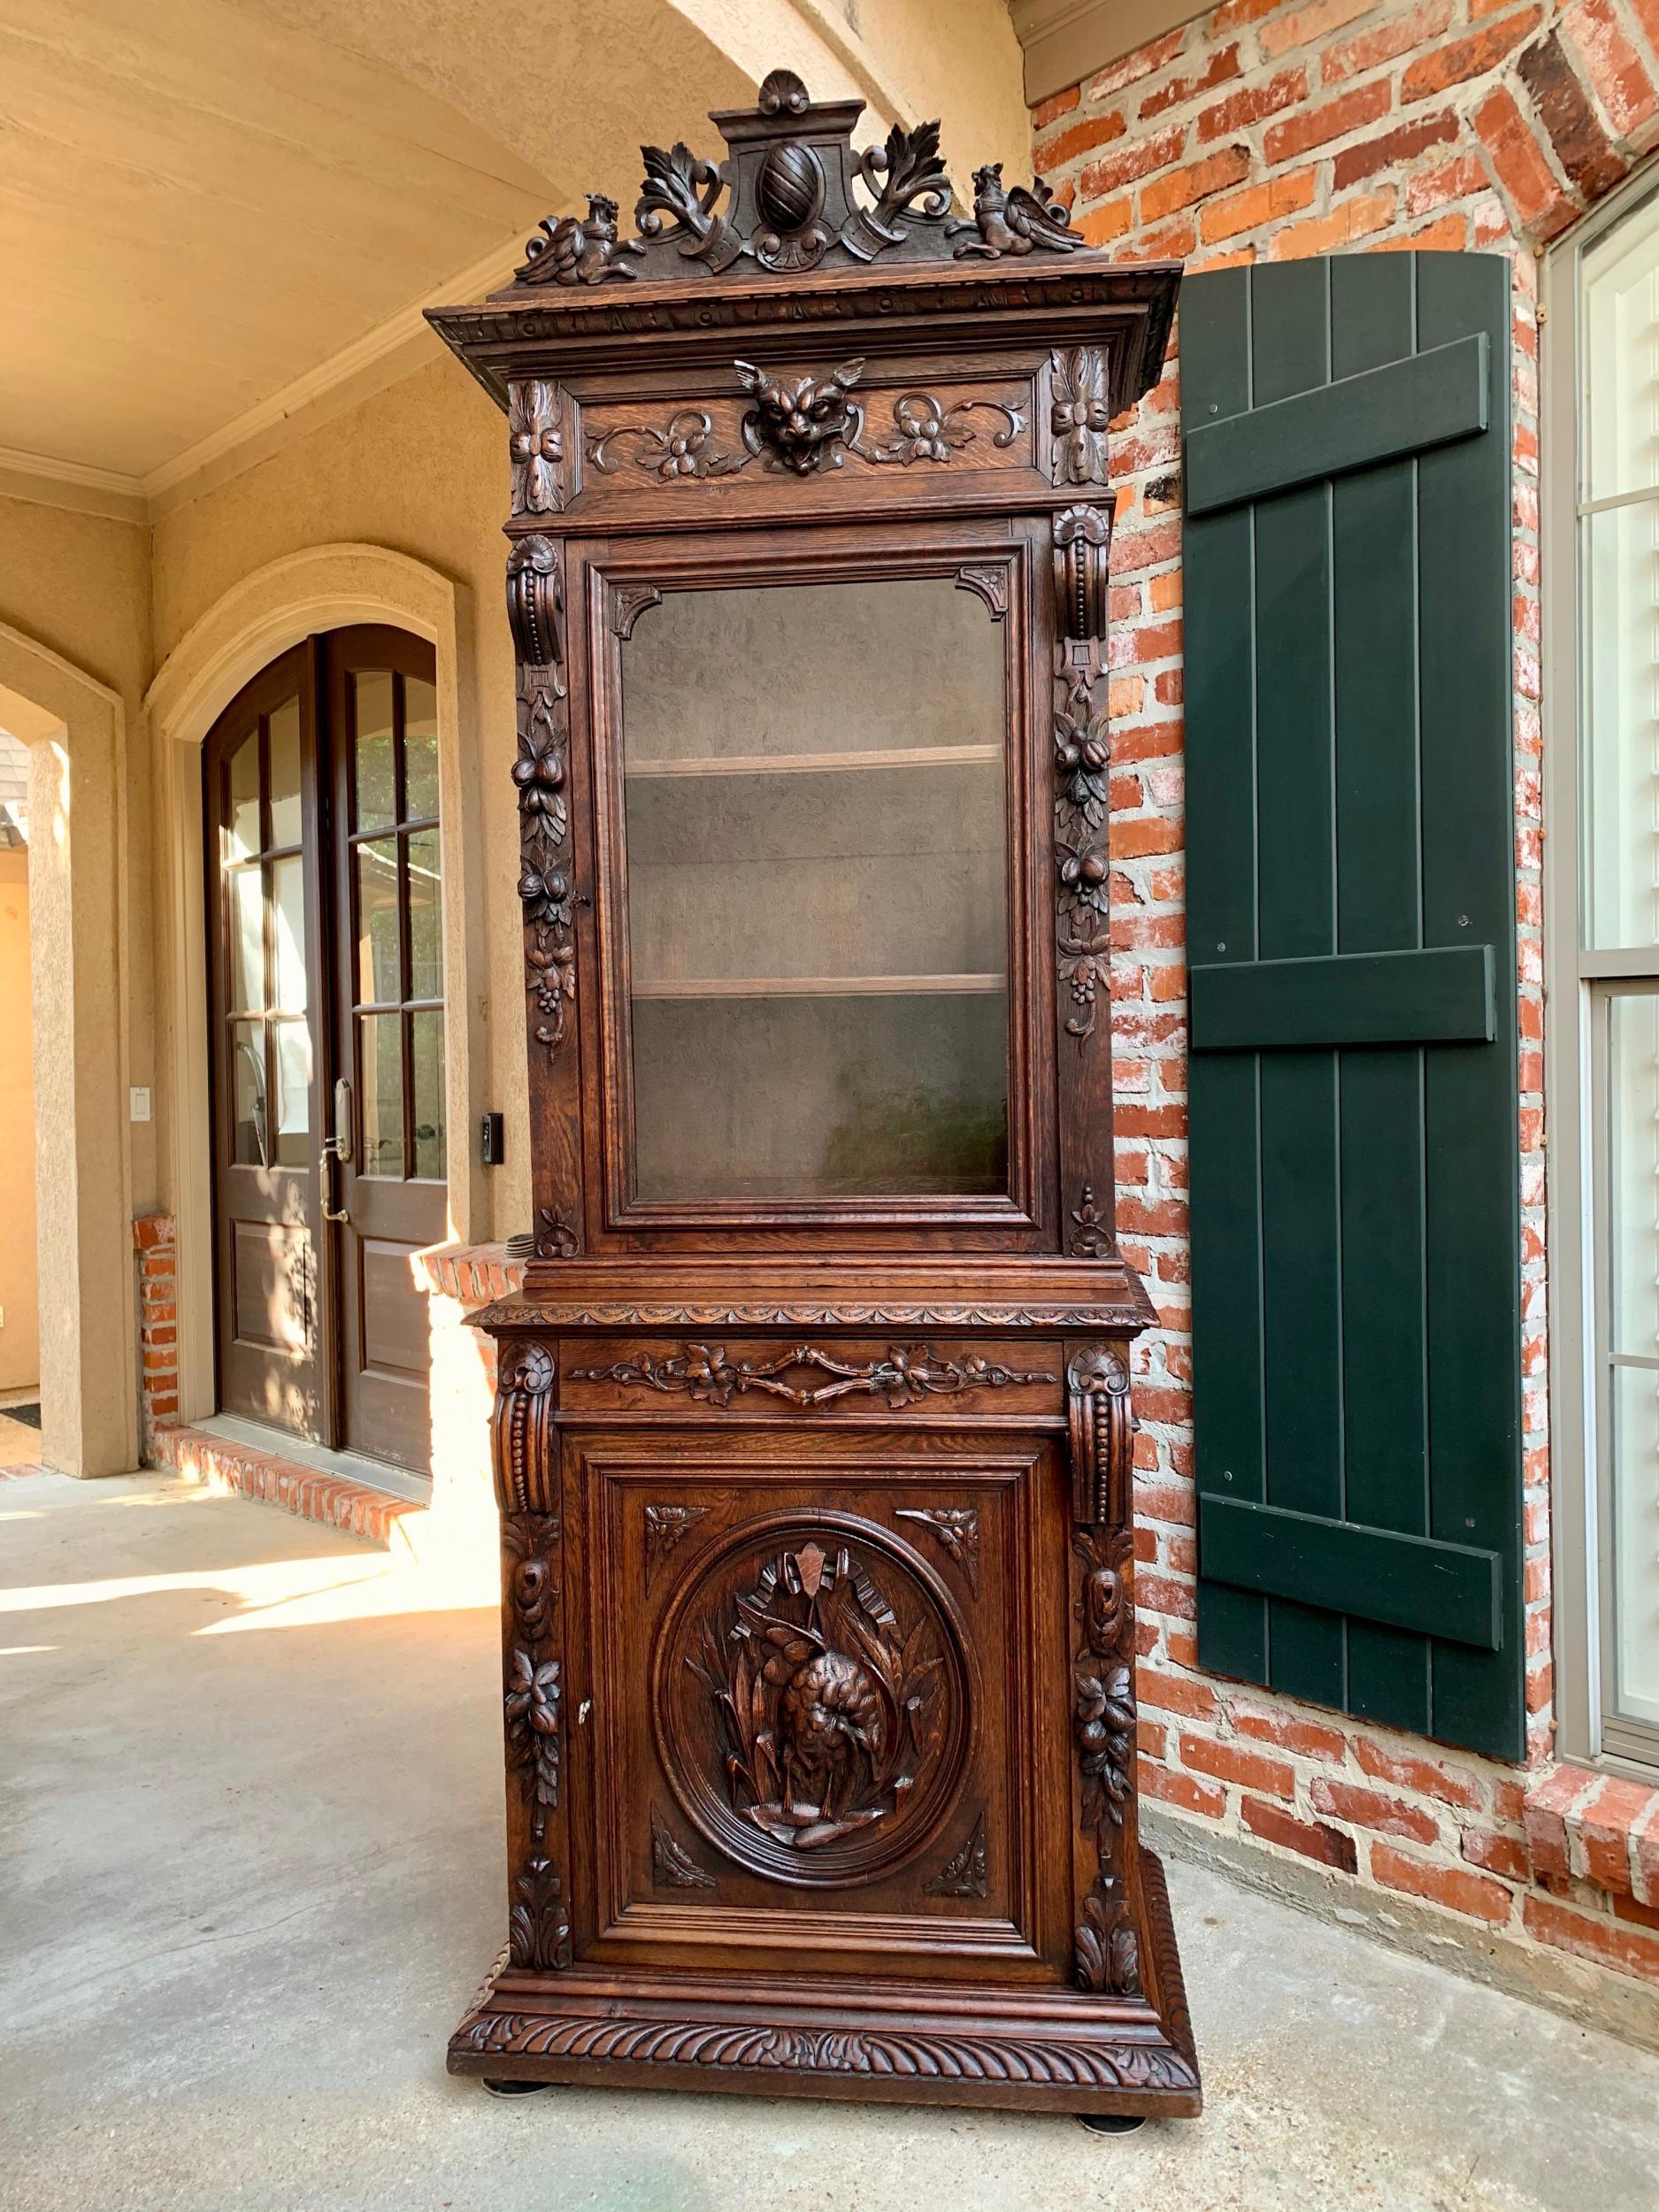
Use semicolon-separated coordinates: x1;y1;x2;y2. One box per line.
1066;1345;1135;1529
493;1342;556;1513
1053;505;1111;643
506;534;564;670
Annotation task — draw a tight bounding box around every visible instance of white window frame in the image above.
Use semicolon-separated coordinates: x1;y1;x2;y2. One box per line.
1544;164;1659;1781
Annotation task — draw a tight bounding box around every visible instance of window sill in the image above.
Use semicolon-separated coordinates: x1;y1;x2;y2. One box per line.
1524;1762;1659;1908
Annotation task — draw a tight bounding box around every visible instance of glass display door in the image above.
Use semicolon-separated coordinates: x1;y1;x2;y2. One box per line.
605;557;1030;1226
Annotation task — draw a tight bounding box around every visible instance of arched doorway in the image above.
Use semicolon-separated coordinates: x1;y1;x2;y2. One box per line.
204;626;446;1475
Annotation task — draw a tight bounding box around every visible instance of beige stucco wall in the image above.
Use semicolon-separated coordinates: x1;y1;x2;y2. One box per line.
0;494;157;1211
0;844;39;1392
150;356;530;1236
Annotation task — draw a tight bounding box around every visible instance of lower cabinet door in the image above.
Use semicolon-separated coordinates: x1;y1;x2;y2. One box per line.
560;1425;1076;1985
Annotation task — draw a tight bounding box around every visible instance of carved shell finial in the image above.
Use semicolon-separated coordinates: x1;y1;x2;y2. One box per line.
758;67;810;115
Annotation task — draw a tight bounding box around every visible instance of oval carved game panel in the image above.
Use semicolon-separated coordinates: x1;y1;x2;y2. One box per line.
650;1509;972;1889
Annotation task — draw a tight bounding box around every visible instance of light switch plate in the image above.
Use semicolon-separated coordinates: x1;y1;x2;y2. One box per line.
129;1087;151;1123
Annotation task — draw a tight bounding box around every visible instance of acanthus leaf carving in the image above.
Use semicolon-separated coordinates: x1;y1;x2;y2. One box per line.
636;140;743;273
1071;1525;1141;1999
650;1803;718;1891
895;1507;980;1598
922;1810;988;1898
508;1856;573;1970
575;1342;1056;1410
644;1502;710;1593
1070;1184;1111;1260
535;1205;580;1261
1050;346;1113;486
508;380;567;515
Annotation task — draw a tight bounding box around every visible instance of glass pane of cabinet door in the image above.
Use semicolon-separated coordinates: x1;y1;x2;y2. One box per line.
617;574;1011;1206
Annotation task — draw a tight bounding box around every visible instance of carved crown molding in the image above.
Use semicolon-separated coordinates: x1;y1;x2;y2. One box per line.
502;69;1082;298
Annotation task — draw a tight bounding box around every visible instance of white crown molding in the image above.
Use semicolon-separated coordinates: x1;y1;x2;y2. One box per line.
0;445;148;525
1010;0;1207;107
143;227;527;512
0;226;530;528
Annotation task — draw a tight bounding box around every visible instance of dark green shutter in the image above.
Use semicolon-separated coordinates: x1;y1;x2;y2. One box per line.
1180;253;1525;1761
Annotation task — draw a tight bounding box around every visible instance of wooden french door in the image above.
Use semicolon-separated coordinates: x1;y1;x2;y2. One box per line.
204;627;447;1474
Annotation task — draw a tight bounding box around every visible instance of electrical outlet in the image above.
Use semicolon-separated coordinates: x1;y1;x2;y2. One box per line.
129;1087;151;1123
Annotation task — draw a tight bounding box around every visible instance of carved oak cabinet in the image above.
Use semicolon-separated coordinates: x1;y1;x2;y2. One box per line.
430;72;1195;2119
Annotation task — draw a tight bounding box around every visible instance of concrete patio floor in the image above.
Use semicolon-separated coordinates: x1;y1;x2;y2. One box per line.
3;1466;1656;2212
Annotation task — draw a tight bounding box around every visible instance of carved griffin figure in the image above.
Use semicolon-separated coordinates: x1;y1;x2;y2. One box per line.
518;193;645;286
735;357;864;473
952;164;1085;259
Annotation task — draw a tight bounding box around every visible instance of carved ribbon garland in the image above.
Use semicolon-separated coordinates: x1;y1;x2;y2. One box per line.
505;535;579;1100
1052;504;1114;1060
588;374;1027;482
573;1341;1056;1409
503;1509;571;1971
1071;1524;1141;1999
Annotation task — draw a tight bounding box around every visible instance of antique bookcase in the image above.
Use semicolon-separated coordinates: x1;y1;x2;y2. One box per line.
429;71;1195;2121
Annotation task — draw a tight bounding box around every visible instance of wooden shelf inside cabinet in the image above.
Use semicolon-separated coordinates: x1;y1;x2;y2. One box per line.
625;745;1003;780
632;973;1005;999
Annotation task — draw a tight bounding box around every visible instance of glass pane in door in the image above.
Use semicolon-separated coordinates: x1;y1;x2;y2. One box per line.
345;668;444;1186
619;576;1009;1202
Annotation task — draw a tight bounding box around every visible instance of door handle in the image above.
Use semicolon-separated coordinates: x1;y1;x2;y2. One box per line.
319;1141;349;1225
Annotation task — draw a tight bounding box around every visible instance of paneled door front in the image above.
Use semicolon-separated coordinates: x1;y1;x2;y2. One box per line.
205;627;447;1474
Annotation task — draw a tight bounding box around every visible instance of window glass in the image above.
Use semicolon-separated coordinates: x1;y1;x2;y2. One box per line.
359;1011;404;1177
356;839;402;1004
267;697;303;847
353;670;396;832
404;677;440;818
227;729;260;862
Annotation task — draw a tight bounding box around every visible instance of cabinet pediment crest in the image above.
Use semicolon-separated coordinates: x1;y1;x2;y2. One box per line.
502;68;1084;295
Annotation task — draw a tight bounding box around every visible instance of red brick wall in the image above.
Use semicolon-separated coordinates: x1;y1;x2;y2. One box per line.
1033;0;1659;1990
133;1212;178;1449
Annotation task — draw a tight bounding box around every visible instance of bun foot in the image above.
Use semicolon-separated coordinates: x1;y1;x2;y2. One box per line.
482;2078;553;2098
1077;2112;1147;2135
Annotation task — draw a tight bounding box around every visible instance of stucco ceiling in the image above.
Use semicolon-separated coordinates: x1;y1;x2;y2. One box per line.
0;0;768;485
0;0;1027;496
